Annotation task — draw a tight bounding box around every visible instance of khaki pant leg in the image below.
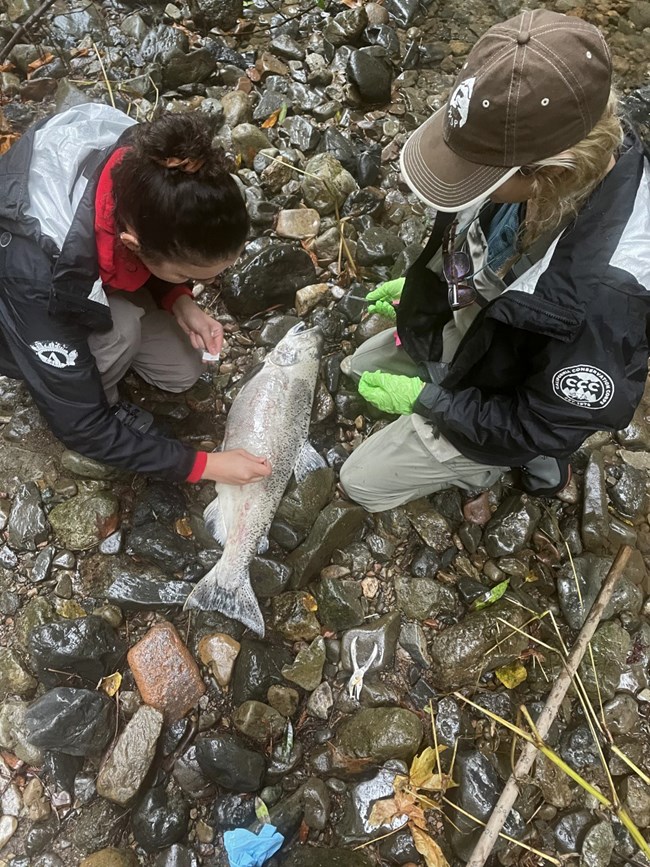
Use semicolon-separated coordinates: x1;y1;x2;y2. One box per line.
87;294;145;405
340;414;504;512
346;328;421;381
133;308;204;393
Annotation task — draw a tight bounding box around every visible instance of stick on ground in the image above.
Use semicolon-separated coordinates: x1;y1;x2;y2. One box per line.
465;543;633;867
0;0;58;64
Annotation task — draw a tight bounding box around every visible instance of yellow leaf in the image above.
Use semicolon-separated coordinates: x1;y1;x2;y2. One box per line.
417;772;458;793
392;773;409;794
495;660;528;689
368;797;402;828
409;746;447;788
410;825;451;867
261;109;281;128
175;517;193;538
100;672;122;697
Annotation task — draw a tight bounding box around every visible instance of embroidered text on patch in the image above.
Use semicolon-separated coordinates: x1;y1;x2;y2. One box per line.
31;341;78;369
552;365;614;409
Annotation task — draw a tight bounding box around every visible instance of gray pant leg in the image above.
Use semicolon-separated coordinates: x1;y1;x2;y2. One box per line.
346;328;421;381
88;290;203;402
87;294;144;405
340;414;504;512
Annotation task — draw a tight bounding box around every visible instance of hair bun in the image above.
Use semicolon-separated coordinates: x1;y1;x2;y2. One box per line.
134;113;232;176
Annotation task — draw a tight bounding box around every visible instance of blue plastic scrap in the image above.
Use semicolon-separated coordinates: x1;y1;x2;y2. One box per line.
223;823;285;867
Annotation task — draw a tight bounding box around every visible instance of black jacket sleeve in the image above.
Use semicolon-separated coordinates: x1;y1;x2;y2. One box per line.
0;246;197;482
414;305;648;467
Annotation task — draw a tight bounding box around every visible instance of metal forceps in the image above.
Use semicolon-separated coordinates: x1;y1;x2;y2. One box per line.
347;636;379;700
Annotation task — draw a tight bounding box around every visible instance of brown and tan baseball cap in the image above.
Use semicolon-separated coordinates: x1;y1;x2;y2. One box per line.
400;9;612;212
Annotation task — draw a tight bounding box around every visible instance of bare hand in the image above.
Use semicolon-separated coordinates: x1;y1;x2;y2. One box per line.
172;295;223;357
202;450;272;485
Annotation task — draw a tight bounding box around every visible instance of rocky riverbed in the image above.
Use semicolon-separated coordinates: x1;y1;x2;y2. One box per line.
1;0;650;864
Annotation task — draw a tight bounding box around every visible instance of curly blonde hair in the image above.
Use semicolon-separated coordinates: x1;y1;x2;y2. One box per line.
521;90;624;247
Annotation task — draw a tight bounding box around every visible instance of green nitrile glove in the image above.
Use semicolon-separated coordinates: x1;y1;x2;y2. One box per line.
359;370;424;415
366;277;405;320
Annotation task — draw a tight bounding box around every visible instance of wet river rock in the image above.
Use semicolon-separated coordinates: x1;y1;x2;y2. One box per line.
428;600;529;689
336;707;422;762
195;734;266;791
483;494;541;557
25;687;115;756
29;615;126;688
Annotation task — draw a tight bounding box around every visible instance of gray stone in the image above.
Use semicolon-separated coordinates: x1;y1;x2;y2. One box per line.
0;698;42;764
25;688;115;756
307;681;333;719
163;48;217;89
399;621;431;667
578;621;631;700
267;684;299;717
406;500;453;550
231;124;271;167
338;766;408;844
288;501;366;587
231;638;293;705
581;452;610;553
96;706;164;805
221;90;252;127
60;451;121;480
484;493;541;557
0;648;36;699
303;777;331;830
428;600;529;689
623;775;650;827
580;821;615;867
131;785;189;853
394;572;459;620
282;637;326;691
340;613;401;674
271;591;320;641
16;596;56;653
250;557;291;597
323;8;368;46
347;46;393;104
553;810;593;854
7;483;49;550
49;492;119;550
610;464;647;517
52;4;104;43
450;751;525;860
558;553;644;630
233;700;285;744
31;545;54;583
356;225;404;265
68;798;126;853
301;153;357;216
196;734;265;791
276;208;321;240
533;754;576;809
336;707;422;761
276;468;336;531
314;576;365;631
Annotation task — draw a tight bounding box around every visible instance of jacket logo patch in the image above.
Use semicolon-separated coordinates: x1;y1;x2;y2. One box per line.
30;341;78;369
447;77;475;128
552;365;614;409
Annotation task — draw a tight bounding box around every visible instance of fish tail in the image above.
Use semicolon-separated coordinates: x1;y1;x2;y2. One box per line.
183;561;265;637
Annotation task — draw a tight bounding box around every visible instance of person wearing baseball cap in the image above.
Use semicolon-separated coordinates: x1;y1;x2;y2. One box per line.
340;9;650;512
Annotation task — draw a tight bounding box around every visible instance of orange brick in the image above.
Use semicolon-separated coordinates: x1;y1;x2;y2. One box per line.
127;622;205;723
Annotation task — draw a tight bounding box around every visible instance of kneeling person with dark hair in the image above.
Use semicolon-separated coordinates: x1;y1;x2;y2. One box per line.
0;105;271;487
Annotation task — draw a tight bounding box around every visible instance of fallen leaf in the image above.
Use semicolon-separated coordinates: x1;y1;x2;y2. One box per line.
416;772;457;793
278;102;288;123
175;517;193;538
368;796;403;828
409;746;447;789
471;578;510;611
0;134;20;156
496;659;528;689
0;62;16;73
100;672;122;697
410;825;451;867
261;109;281;129
27;53;55;73
302;593;318;612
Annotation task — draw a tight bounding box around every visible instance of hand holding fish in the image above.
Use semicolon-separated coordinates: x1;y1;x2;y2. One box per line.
172;295;223;357
202;450;272;485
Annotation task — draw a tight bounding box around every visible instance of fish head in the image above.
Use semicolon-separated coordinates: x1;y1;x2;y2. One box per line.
268;323;324;367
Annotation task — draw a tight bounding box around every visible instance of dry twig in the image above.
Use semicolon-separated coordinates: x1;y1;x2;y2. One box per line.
465;544;633;867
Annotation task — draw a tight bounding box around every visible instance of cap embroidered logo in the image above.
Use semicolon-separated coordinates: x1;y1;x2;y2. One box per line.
552;365;614;409
30;341;78;369
447;77;476;129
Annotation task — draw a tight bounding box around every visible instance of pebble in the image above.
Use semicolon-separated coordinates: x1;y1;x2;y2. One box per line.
7;483;49;551
341;612;401;673
97;706;164;805
307;681;334;719
196;734;265;791
0;648;36;699
198;632;240;688
271;591;321;641
267;684;300;717
282;636;326;690
336;707;422;761
233;700;286;744
24;687;115;756
0;815;18;849
131;786;189;853
483;493;541;557
48;492;119;550
276;209;321;239
79;849;139;867
287;501;366;587
581;452;611;554
127;622;205;723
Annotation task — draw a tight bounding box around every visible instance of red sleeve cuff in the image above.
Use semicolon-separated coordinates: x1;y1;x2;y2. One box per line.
186;451;208;483
161;284;193;312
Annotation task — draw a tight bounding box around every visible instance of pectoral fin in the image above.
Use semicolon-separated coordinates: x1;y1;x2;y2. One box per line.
203;497;227;546
294;440;327;482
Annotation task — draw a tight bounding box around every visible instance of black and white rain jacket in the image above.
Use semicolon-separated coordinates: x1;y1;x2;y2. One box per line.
0;104;198;481
397;129;650;470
